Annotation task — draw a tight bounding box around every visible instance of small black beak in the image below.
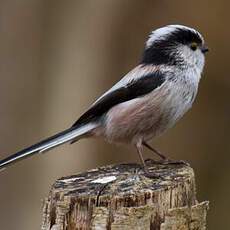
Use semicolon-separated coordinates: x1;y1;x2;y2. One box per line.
201;45;209;54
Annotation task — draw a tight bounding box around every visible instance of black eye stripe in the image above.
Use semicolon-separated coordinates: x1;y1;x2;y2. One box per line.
142;27;203;65
167;28;203;45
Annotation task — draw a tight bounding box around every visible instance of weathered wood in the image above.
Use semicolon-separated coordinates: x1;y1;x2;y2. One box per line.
41;160;209;230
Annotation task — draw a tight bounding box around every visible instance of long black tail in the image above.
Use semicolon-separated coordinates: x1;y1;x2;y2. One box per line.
0;123;97;171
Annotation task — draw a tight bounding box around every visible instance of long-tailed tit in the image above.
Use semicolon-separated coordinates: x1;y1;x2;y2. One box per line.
0;25;208;175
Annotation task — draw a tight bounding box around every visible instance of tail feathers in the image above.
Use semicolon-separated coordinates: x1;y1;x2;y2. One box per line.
0;123;98;171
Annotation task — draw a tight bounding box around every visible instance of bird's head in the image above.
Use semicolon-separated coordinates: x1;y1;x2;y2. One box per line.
142;25;208;73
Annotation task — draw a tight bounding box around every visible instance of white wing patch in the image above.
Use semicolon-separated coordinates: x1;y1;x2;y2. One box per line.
91;65;161;106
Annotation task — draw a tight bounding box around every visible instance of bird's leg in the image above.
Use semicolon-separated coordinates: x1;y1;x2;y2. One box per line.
143;141;189;166
143;142;167;160
136;142;160;178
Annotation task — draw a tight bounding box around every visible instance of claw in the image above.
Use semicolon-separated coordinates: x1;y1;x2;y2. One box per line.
162;159;190;166
144;158;190;166
144;158;161;165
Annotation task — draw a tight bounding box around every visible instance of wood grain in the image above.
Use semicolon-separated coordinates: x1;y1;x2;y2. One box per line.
41;160;208;229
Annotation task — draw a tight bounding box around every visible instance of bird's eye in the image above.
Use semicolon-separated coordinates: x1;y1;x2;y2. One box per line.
190;42;198;51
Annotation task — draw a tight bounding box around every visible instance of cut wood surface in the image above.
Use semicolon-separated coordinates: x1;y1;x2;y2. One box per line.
41;160;209;230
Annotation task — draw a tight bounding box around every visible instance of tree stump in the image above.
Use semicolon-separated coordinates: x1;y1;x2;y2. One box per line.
41;160;209;230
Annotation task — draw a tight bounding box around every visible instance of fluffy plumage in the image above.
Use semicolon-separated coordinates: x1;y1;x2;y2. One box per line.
0;24;208;171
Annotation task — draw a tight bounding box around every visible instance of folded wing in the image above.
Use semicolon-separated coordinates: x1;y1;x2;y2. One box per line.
72;68;166;127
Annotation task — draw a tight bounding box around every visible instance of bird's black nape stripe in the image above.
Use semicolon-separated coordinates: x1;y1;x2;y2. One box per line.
141;27;203;65
141;45;177;65
72;71;165;127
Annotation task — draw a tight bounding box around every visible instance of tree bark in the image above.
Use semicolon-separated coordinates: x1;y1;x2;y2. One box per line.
41;160;209;229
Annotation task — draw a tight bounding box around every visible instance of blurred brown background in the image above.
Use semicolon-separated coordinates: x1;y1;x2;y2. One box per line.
0;0;229;229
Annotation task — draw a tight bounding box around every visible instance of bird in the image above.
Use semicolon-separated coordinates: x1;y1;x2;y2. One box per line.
0;24;208;175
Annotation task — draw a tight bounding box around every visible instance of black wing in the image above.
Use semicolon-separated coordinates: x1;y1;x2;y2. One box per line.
72;71;165;127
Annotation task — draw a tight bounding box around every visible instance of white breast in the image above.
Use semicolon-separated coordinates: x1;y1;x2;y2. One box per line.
162;67;200;128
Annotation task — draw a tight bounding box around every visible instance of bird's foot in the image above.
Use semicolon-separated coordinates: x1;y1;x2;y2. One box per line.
161;159;190;166
144;158;189;166
144;158;161;165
